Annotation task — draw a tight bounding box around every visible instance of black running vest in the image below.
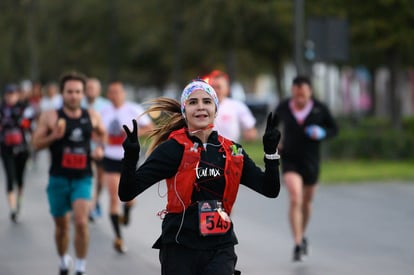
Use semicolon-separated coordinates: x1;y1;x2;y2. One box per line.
0;102;29;153
49;108;93;178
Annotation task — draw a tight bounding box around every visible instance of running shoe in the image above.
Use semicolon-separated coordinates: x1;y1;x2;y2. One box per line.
88;212;95;223
302;237;309;256
59;254;73;275
10;211;17;223
59;254;73;274
293;245;302;262
75;272;87;275
113;238;127;254
89;202;103;223
94;202;102;218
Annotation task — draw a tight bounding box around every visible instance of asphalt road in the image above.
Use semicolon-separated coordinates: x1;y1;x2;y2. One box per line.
0;150;413;275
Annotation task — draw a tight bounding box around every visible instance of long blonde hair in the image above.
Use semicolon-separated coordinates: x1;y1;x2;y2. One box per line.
143;97;186;154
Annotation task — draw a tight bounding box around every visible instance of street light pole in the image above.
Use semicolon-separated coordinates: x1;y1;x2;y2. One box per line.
108;0;119;81
294;0;305;75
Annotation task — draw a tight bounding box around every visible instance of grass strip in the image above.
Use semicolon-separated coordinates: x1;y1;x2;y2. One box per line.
242;142;414;183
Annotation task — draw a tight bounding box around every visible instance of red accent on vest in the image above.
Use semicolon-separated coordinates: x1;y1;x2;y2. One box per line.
165;128;244;214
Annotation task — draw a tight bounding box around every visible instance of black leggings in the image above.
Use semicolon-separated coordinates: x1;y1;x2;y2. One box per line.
1;151;29;192
159;243;237;275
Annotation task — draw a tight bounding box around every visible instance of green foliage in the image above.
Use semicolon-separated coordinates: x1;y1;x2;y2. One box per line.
307;0;414;67
1;0;414;118
0;0;294;87
240;138;414;183
350;0;414;66
243;116;414;162
402;116;414;134
242;140;265;167
325;116;414;160
326;129;413;159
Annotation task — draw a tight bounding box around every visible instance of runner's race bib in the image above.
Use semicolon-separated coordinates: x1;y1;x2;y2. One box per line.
108;133;125;145
4;128;23;146
61;148;87;169
198;200;231;236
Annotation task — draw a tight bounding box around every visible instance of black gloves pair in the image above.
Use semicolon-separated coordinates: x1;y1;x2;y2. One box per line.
122;119;140;164
262;112;281;155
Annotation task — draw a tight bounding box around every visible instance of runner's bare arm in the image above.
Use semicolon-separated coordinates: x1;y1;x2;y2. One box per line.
88;109;106;143
242;127;258;142
31;110;63;150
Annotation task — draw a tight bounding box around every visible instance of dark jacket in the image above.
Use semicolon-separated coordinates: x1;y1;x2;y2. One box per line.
119;130;280;250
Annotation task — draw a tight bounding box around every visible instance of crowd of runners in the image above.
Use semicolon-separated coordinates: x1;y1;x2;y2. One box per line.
0;70;337;275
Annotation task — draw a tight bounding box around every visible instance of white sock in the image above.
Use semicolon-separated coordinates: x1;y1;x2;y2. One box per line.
75;258;86;273
59;254;72;269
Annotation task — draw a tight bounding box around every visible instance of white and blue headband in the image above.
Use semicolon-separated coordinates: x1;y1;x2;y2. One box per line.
180;79;219;116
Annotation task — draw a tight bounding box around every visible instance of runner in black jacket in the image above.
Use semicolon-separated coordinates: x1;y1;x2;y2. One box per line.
119;79;281;275
0;84;32;223
275;75;338;262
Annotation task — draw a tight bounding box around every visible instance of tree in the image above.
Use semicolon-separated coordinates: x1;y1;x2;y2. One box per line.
348;0;414;127
308;0;414;127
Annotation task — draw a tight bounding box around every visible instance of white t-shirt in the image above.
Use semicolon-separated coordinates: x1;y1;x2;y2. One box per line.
39;95;63;112
81;96;111;113
214;98;256;142
101;102;152;160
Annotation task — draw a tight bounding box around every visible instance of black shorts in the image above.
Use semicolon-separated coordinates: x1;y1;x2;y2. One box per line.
159;243;237;275
102;157;123;173
281;159;320;185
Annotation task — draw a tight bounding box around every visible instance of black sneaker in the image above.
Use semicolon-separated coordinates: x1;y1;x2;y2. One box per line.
10;211;17;223
59;269;68;275
75;272;87;275
88;212;95;223
302;237;308;256
293;245;302;262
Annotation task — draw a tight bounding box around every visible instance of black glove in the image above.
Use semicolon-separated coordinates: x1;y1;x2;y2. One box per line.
122;119;140;163
262;112;281;154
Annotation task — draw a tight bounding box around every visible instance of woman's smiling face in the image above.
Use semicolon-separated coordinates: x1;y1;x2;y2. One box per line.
184;89;216;130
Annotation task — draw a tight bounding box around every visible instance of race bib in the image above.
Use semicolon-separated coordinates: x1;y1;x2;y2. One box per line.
62;151;87;169
198;200;231;236
108;134;125;145
4;128;23;146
